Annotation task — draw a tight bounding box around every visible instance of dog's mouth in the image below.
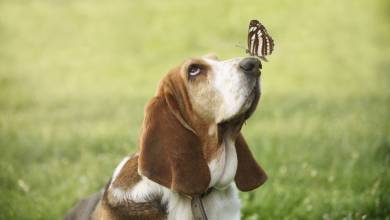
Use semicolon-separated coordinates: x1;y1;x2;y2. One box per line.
237;78;260;117
216;79;260;142
244;79;260;111
220;78;260;125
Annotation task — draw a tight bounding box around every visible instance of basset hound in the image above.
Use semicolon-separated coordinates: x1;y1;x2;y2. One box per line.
64;54;267;220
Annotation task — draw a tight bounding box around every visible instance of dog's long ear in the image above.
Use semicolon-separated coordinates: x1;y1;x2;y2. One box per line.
235;133;267;191
138;94;210;197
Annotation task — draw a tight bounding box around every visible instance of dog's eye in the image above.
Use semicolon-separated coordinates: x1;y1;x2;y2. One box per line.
188;65;202;77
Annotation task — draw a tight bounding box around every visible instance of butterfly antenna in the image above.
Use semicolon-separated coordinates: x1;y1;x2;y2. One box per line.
235;42;246;50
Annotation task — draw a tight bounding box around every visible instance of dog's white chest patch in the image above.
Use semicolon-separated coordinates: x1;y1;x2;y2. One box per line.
208;136;238;189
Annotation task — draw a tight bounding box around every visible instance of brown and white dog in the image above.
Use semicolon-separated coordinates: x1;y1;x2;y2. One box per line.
64;54;267;220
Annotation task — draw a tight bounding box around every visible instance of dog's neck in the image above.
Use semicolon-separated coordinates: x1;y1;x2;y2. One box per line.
208;133;238;189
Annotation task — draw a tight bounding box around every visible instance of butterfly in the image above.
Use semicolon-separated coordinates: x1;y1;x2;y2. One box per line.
246;19;274;61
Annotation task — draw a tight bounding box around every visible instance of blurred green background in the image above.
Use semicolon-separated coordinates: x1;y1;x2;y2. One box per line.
1;0;389;219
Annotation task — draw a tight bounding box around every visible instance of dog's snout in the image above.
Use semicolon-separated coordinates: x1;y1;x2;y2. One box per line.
239;57;261;76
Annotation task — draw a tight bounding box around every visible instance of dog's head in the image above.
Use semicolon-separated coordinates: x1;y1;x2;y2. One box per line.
183;54;261;124
138;54;267;196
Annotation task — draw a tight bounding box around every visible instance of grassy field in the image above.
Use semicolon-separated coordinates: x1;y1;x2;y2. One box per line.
0;0;389;219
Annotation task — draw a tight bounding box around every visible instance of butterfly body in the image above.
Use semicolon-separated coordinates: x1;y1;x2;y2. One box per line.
247;19;274;61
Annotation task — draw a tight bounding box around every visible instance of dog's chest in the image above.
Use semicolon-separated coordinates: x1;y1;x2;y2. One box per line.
166;185;241;220
167;136;241;220
106;136;241;220
208;137;238;189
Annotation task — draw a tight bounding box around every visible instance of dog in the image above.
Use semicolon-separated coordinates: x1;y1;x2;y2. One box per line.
64;54;267;220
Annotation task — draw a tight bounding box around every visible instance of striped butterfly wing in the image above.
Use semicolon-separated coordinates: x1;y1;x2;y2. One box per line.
247;20;274;61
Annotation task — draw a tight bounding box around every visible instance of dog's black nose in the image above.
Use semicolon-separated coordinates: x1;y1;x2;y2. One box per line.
239;57;261;76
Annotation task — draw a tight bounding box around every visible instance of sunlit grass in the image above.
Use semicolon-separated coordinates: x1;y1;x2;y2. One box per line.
0;0;389;219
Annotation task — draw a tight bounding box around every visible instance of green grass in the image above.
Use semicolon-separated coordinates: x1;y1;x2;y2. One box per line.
1;0;389;219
